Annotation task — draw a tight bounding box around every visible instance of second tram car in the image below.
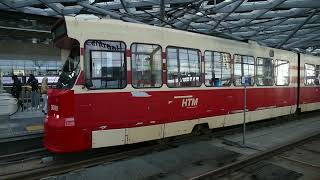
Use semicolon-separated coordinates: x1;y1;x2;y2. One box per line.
44;16;320;153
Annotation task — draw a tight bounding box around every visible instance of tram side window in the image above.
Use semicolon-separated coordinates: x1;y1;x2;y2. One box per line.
85;40;126;89
275;59;289;86
167;47;201;87
316;65;320;85
131;43;162;88
234;55;255;86
256;57;274;86
305;63;315;86
204;51;232;87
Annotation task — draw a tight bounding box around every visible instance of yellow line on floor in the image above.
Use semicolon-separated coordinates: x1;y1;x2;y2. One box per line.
26;125;44;132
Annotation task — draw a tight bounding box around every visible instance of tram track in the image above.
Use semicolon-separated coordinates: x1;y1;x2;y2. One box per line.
0;112;318;180
0;132;44;158
0;128;233;180
189;132;320;180
0;148;48;166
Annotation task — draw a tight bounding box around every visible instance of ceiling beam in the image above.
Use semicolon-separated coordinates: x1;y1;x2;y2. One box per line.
213;0;320;13
211;0;246;30
0;25;50;33
160;0;165;22
229;0;287;33
119;0;129;13
39;1;64;15
173;0;238;28
78;2;143;24
283;31;320;49
277;9;318;48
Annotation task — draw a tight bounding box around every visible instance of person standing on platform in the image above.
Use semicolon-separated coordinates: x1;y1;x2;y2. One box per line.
11;75;23;111
27;74;39;111
41;77;48;115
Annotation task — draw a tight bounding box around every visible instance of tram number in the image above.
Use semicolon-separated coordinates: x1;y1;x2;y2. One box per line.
51;105;59;111
181;98;198;108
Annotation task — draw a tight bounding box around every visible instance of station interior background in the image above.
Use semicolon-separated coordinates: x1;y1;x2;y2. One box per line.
0;11;60;92
0;1;319;179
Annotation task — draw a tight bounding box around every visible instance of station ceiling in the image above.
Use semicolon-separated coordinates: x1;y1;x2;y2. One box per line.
0;0;320;55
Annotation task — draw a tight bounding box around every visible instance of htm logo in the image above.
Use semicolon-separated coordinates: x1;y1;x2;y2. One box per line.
182;98;198;107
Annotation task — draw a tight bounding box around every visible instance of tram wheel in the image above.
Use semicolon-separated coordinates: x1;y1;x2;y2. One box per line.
192;124;210;136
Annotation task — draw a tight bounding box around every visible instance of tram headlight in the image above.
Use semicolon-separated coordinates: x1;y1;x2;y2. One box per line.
54;114;60;119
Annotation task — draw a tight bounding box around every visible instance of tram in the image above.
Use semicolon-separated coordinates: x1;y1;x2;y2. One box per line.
44;16;320;153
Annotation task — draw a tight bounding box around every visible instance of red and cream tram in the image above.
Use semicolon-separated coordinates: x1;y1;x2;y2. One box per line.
44;16;320;153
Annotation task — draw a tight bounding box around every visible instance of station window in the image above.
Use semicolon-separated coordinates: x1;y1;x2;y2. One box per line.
256;57;274;86
131;43;162;88
316;65;320;85
166;47;201;87
85;40;126;89
304;63;315;86
275;59;289;86
234;55;255;86
204;51;231;87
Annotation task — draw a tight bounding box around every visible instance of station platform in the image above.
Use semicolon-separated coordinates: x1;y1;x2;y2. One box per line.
0;111;45;139
45;113;320;180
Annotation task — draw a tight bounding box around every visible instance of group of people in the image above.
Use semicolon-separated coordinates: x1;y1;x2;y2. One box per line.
11;74;48;114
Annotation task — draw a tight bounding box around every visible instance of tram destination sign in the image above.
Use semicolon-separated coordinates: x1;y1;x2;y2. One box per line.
86;40;125;52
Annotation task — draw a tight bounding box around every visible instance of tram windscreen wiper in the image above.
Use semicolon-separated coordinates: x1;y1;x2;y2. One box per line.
56;56;80;89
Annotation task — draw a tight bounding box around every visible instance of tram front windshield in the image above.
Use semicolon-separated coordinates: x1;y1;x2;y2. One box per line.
56;47;80;89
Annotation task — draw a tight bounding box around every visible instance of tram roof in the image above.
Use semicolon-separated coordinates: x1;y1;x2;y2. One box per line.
0;0;320;56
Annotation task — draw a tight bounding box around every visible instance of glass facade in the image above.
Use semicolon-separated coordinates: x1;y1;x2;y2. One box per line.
0;59;62;85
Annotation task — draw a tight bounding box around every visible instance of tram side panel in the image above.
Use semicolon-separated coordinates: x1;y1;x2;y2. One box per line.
45;17;302;153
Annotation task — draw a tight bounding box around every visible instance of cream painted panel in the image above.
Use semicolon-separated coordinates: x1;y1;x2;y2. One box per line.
224;113;244;127
200;115;225;129
92;129;126;148
92;106;297;148
291;105;297;114
281;106;292;116
126;124;163;144
64;17;299;87
271;106;291;117
164;120;198;138
300;102;320;112
249;108;273;122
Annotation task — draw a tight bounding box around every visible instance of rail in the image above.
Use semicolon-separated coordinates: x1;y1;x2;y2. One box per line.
189;132;320;180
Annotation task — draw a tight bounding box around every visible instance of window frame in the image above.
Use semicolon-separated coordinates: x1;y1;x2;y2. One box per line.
274;59;290;86
316;64;320;86
204;50;232;87
255;57;274;86
166;46;202;88
233;54;256;87
85;39;127;90
130;42;163;89
304;63;316;86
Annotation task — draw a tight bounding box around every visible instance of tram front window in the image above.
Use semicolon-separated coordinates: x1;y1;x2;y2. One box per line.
56;47;80;89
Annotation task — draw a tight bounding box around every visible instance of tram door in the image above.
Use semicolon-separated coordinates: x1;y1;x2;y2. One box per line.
126;43;165;144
